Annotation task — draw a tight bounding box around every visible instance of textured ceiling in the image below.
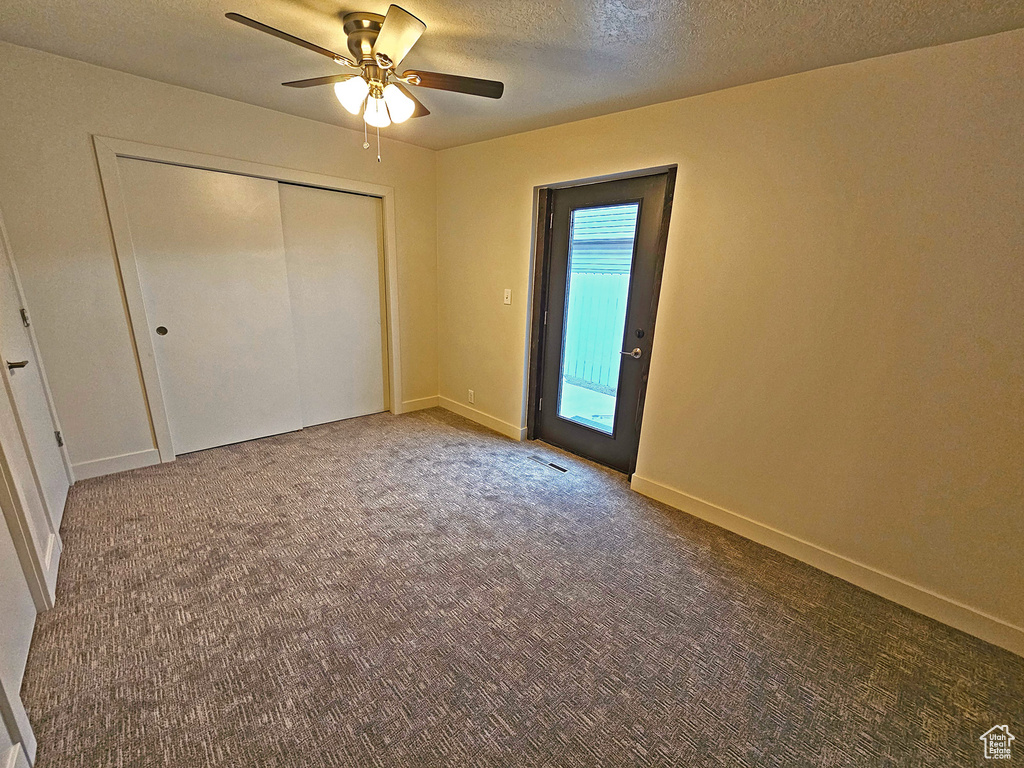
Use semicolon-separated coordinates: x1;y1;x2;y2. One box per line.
2;0;1023;150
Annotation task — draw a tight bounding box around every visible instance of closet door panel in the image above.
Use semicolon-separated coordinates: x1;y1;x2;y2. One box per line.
279;184;387;427
119;159;302;454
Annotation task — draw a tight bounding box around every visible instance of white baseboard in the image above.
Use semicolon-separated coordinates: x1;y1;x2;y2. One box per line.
438;397;526;441
40;532;61;606
72;448;160;480
399;396;439;413
630;475;1024;658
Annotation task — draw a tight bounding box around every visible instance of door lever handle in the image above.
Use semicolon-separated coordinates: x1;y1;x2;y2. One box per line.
6;360;29;371
620;348;643;359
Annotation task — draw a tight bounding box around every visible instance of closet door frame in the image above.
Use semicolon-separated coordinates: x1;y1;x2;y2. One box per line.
94;136;404;463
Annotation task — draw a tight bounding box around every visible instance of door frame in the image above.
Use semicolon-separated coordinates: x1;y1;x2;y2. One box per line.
0;670;36;765
0;399;61;610
525;166;677;475
94;136;404;463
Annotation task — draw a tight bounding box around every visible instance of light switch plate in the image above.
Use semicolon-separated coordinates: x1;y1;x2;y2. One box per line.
468;389;475;404
503;289;512;305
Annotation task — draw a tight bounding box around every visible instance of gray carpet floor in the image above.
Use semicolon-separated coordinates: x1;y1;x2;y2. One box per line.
21;408;1023;767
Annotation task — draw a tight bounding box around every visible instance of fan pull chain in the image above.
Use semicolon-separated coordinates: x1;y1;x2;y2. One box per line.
363;117;369;150
376;123;381;163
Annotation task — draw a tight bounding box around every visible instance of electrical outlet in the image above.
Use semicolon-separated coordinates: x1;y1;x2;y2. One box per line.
468;389;475;404
503;289;512;305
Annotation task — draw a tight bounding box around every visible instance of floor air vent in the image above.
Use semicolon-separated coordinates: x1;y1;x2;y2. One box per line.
528;454;569;473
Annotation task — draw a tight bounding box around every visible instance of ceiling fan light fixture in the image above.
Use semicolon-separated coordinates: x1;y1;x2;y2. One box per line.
382;83;415;123
363;95;392;128
335;76;370;114
227;6;505;160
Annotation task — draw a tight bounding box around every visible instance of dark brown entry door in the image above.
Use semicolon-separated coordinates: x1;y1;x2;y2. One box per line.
534;171;674;473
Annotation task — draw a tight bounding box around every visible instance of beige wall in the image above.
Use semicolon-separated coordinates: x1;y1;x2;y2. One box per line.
0;42;439;472
436;30;1024;640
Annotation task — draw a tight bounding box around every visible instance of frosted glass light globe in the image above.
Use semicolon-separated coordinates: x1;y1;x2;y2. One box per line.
363;96;392;128
382;84;415;123
334;77;369;115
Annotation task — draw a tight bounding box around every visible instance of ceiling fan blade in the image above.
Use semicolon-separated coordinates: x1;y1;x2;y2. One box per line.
392;82;430;117
226;13;355;66
282;74;358;88
371;5;426;68
402;70;504;99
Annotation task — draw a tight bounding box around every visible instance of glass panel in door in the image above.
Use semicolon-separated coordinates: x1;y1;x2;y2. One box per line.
556;203;640;434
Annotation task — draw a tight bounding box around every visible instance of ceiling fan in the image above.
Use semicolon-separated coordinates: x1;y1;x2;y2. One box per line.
227;5;504;157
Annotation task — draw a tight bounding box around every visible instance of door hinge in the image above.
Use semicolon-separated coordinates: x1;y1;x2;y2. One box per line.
543;311;548;326
20;308;30;327
538;397;543;411
548;210;553;228
54;430;64;447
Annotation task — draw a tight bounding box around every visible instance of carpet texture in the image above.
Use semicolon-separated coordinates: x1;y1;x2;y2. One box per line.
21;408;1023;767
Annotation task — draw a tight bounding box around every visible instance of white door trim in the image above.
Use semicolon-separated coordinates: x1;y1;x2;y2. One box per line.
93;136;405;463
0;396;61;610
0;672;36;765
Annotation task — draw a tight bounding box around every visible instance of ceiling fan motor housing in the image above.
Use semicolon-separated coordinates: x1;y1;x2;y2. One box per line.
342;13;385;65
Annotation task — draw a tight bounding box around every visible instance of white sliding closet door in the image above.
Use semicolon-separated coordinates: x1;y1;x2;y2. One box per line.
119;159;302;454
279;184;388;427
